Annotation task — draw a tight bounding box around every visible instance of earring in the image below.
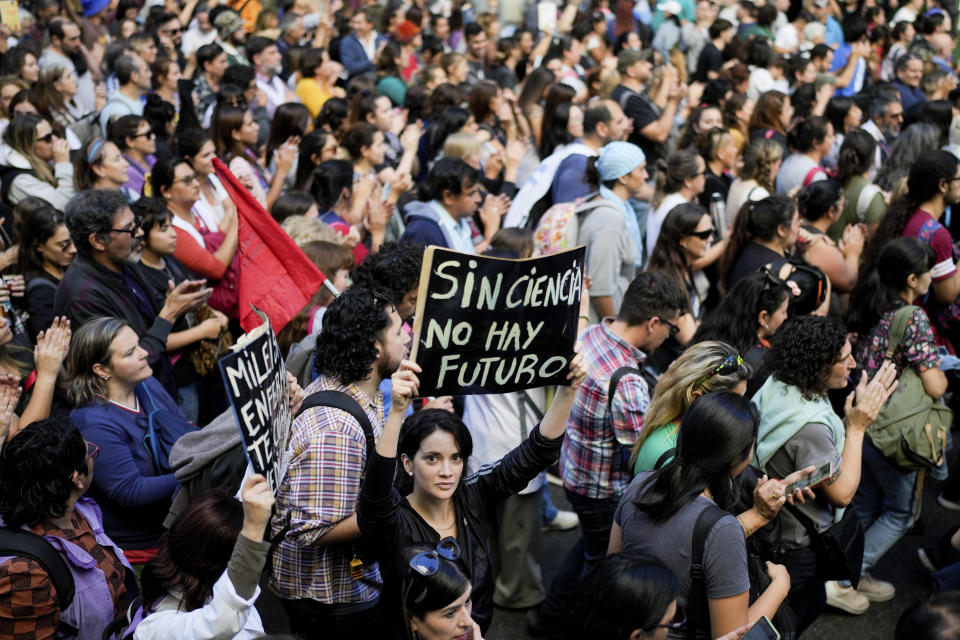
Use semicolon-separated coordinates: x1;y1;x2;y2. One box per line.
408;471;414;477
101;375;110;381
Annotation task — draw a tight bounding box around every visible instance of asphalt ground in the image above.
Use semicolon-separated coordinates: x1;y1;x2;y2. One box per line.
486;475;960;640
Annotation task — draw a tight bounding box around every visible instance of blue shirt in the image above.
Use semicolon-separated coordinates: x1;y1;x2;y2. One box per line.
830;43;866;97
825;16;844;48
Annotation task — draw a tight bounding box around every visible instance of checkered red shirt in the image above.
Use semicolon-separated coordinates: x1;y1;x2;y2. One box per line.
561;319;650;499
269;375;384;604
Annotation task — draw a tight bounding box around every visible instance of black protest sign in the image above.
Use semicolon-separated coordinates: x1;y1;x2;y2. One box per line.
219;308;292;493
410;246;584;396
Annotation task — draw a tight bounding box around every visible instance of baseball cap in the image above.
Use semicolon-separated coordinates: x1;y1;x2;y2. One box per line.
215;10;245;36
617;48;654;73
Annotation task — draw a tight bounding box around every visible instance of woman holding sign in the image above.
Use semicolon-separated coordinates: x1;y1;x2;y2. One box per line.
356;354;587;635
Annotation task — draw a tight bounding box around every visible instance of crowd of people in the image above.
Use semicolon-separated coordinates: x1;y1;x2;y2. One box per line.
0;0;959;638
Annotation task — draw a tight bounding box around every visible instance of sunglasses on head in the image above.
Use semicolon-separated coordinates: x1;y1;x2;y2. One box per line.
408;537;461;577
693;354;744;390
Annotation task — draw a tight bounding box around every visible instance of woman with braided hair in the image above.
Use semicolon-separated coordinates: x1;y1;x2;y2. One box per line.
726;138;783;224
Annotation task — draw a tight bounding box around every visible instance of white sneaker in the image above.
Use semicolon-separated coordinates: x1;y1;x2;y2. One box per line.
825;580;870;615
542;509;579;532
856;573;895;602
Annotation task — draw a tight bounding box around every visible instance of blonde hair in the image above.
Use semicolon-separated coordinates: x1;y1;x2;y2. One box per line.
629;341;750;471
441;132;481;160
281;215;342;247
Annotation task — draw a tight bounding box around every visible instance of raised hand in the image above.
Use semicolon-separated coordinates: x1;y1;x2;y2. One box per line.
0;383;21;445
565;346;587;390
239;474;275;543
391;359;421;416
287;372;304;415
34;316;71;379
844;361;898;432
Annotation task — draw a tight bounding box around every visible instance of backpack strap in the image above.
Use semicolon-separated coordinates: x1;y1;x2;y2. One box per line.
295;390;375;461
137;382;165;474
517;390;545;441
802;166;823;188
687;504;727;640
0;528;75;611
607;366;642;472
884;305;917;361
653;447;675;471
268;391;376;555
856;183;882;221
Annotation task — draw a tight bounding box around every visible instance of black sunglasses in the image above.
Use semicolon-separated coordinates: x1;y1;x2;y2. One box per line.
688;227;715;240
37;132;55;143
131;128;155;139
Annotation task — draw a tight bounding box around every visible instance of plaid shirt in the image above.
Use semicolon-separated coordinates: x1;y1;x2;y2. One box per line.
269;375;385;604
561;319;650;499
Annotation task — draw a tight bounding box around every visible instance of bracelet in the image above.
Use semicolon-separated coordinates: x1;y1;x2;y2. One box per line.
579;315;589;323
736;514;752;537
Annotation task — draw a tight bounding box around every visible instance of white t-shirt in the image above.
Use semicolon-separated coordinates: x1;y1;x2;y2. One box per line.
774;23;800;53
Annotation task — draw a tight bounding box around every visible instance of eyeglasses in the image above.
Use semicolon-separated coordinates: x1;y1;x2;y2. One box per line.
132;128;155;139
694;354;744;390
649;610;687;632
174;173;199;184
688;227;715;240
37;132;55;143
161;27;183;35
110;216;141;236
84;441;100;464
659;317;681;337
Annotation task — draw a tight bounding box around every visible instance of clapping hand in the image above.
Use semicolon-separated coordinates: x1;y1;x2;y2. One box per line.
845;361;898;432
35;317;70;379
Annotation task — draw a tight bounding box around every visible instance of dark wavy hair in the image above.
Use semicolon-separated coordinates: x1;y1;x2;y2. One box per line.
785;262;829;317
632;392;759;521
562;553;680;640
848;237;935;335
294;129;334;192
313;288;392;385
692;270;791;355
862;150;958;272
350;241;424;310
15;205;67;279
310;159;354;212
399;543;471;640
0;416;87;528
64;188;130;255
767;315;847;400
395;409;473;496
140;490;243;613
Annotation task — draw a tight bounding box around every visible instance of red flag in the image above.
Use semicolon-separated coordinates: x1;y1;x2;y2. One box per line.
213;157;326;334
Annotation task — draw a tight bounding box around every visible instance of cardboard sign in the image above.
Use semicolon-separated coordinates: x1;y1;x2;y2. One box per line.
410;246;585;396
0;1;18;30
219;307;292;493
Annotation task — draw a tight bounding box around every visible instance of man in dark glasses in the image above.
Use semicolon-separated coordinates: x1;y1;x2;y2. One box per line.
54;190;211;399
533;271;686;635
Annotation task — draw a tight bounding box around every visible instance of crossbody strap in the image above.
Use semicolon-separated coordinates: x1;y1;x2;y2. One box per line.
688;504;727;640
884;305;917;361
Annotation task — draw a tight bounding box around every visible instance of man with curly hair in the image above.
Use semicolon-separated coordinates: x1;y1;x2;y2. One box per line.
268;288;409;636
753;315;897;630
349;241;424;323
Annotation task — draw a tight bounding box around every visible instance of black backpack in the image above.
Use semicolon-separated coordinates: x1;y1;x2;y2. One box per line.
0;527;76;633
607;365;659;475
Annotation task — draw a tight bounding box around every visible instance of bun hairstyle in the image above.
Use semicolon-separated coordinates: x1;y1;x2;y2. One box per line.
786;115;830;153
796;179;843;222
652;150;700;208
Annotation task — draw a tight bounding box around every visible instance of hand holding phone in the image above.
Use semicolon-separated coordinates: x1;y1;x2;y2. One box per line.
740;616;780;640
784;462;832;495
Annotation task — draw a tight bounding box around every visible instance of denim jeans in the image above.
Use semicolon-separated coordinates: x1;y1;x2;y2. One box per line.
776;546;824;636
542;476;559;523
538;489;620;623
177;381;199;424
852;442;919;575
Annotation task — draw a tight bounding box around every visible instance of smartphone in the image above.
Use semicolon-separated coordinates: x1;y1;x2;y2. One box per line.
741;616;780;640
784;462;832;494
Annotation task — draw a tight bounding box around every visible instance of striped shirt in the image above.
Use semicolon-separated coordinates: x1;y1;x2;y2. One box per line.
269;375;384;604
561;319;650;499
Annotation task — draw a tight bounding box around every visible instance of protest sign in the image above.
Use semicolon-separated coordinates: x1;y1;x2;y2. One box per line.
410;246;585;396
219;307;292;493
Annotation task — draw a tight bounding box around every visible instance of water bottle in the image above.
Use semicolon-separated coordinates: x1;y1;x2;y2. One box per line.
709;192;726;238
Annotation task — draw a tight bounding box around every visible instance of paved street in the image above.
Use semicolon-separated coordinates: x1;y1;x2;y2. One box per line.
487;477;958;640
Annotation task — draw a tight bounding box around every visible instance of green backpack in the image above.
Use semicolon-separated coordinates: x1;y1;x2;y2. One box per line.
867;305;951;471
